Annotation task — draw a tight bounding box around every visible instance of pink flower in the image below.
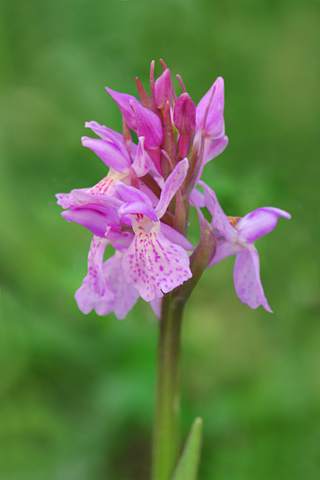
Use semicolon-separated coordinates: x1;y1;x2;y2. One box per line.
203;183;291;311
117;159;193;302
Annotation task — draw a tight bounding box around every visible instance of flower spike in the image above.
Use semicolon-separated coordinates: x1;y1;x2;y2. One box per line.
57;59;290;319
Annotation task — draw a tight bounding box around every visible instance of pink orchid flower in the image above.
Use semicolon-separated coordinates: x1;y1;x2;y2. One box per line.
116;159;193;302
203;183;291;311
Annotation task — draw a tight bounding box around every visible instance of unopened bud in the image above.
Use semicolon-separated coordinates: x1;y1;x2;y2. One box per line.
155;68;176;109
173;93;196;133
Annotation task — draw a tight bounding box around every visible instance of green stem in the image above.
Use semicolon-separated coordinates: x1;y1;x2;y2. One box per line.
151;293;185;480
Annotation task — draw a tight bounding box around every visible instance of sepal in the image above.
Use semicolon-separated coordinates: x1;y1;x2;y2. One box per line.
81;137;130;172
85;121;124;146
156;158;189;219
105;86;138;131
236;207;291;243
61;208;110;237
202;135;228;165
131;101;163;149
196;77;225;139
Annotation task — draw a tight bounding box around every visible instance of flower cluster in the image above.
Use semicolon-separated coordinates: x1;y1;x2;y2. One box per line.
57;60;290;318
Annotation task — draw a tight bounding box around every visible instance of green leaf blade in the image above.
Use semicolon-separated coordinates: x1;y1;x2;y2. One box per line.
171;417;203;480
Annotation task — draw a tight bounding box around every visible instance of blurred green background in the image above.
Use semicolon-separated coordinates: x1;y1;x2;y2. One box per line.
0;0;319;479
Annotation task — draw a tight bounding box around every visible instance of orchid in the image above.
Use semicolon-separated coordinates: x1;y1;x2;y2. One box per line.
117;158;192;302
56;60;290;480
203;184;291;312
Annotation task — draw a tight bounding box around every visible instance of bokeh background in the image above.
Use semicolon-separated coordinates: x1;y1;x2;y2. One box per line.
1;0;319;479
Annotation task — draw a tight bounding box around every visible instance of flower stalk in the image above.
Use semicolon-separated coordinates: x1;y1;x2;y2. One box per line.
152;294;185;480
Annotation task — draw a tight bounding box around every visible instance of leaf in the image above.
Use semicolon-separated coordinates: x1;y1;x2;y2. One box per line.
171;417;203;480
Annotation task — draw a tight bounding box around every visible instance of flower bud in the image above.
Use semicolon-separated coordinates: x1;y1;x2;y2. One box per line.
155;68;176;109
174;93;196;158
173;93;196;133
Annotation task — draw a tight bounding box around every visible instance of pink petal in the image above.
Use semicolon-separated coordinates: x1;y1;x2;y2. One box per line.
146;147;162;175
102;251;140;319
203;135;229;165
75;236;114;315
138;184;159;208
202;183;238;242
130;101;163;149
105;86;138;130
119;201;158;223
85;121;126;153
122;221;192;302
237;207;291;243
104;228;133;250
56;187;122;212
86;121;138;158
192;136;229;189
87;173;127;197
149;297;162;319
160;222;194;251
233;249;272;312
207;236;243;267
115;181;153;205
155;158;189;219
61;207;110;237
81;137;130;172
189;187;205;208
196;77;225;139
56;190;86;209
131;137;153;177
